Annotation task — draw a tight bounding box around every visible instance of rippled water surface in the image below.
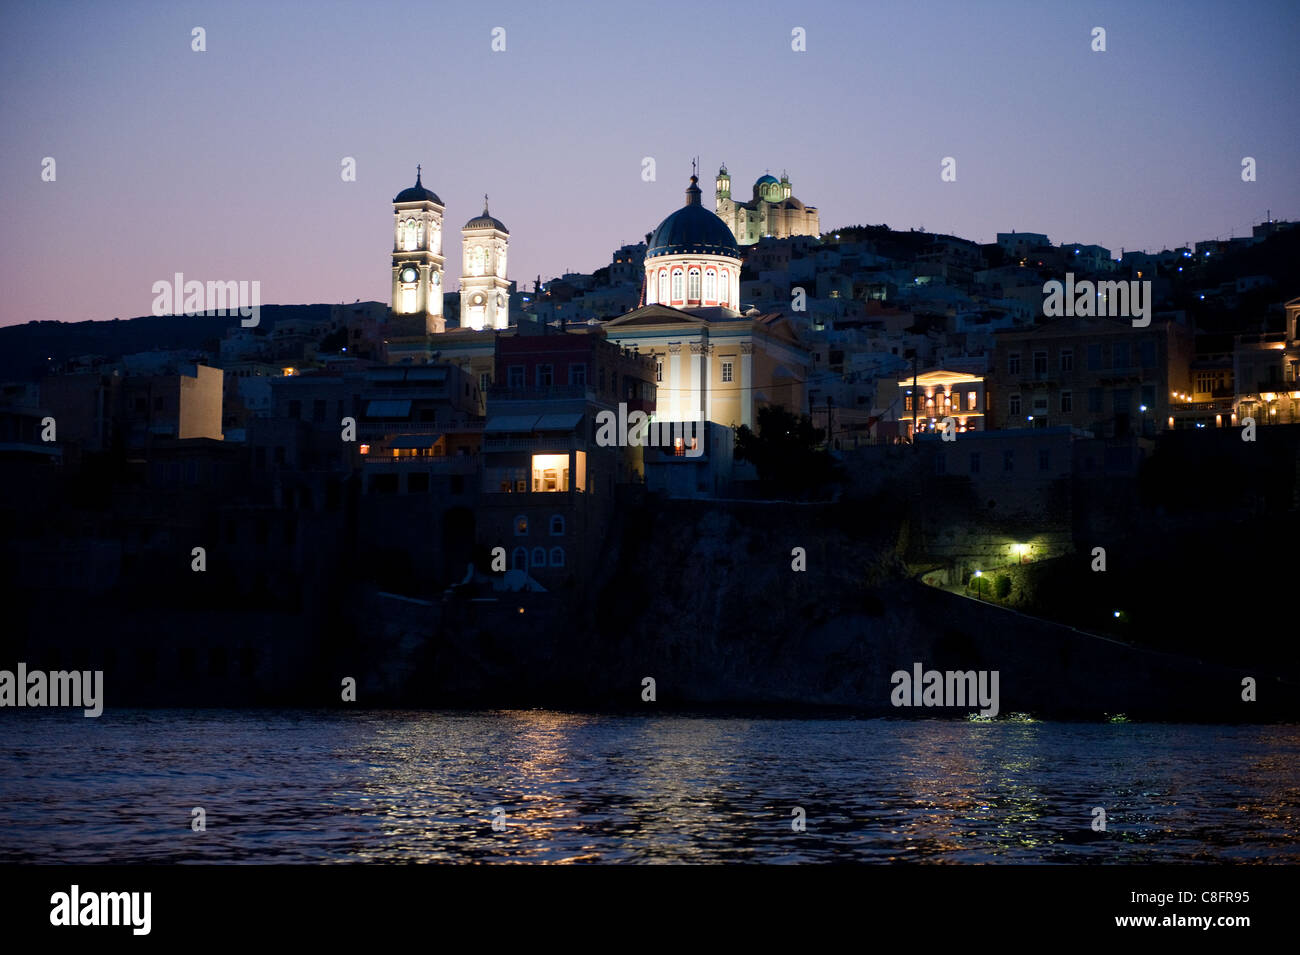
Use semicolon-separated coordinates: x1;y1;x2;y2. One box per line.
1;710;1297;863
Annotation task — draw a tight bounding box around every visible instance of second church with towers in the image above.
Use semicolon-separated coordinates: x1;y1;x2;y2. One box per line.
390;166;511;335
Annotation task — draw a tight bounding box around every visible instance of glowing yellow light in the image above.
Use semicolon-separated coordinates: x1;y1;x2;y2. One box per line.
359;444;370;455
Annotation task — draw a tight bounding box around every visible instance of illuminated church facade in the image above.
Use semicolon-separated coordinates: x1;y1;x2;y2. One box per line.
713;165;820;246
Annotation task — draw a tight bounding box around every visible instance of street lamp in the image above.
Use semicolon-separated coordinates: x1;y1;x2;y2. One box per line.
973;569;984;600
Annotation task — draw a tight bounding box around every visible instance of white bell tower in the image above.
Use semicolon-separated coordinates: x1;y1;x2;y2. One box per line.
391;165;446;334
460;196;510;331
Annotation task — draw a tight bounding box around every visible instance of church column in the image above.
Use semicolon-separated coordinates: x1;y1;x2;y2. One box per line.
740;341;754;429
668;343;682;421
689;341;706;422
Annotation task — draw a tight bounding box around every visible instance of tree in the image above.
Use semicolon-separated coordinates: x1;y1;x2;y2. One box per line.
734;405;842;497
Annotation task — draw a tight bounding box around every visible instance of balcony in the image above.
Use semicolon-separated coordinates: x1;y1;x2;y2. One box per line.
358;422;482;436
489;384;593;402
483;435;583;453
363;454;478;473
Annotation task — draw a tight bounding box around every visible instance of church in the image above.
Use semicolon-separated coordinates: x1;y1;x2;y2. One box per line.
602;172;810;431
712;165;820;246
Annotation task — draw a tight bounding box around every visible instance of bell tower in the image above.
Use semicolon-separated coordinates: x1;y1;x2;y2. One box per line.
460;196;510;331
391;165;446;334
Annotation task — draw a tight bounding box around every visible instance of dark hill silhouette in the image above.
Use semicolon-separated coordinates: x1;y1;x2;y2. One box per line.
0;304;334;380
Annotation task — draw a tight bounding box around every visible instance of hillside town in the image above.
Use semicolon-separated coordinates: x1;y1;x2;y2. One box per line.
2;166;1297;704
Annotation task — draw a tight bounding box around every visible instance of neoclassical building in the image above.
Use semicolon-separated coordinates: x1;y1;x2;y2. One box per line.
604;174;810;430
714;165;820;246
389;169;510;333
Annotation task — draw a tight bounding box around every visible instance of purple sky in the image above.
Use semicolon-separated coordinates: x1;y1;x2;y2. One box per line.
2;0;1296;327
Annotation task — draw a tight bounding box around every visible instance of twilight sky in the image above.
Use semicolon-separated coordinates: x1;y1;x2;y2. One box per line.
1;0;1296;327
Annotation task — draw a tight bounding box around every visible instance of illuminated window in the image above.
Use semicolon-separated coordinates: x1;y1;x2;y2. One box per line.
904;396;913;411
359;444;370;455
967;391;977;408
531;454;570;492
704;269;717;300
655;359;663;383
403;219;418;251
514;515;528;536
688;268;701;300
671;269;684;301
658;270;668;303
720;269;729;304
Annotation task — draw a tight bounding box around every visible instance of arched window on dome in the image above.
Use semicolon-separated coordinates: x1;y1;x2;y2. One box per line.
658;270;668;304
403;219;419;251
671;269;684;302
646;272;656;304
704;269;717;302
719;269;730;306
687;268;701;301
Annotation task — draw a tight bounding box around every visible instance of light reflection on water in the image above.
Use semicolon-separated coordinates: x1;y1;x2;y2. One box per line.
1;710;1297;863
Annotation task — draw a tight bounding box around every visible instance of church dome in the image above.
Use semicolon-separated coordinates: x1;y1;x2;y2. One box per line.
647;175;741;259
394;168;441;204
755;174;780;187
464;198;508;234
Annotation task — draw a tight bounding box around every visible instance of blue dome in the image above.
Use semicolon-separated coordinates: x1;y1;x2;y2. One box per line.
755;174;780;187
394;168;441;205
647;176;741;260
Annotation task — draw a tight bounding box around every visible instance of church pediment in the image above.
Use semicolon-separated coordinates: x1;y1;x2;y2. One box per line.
604;304;709;328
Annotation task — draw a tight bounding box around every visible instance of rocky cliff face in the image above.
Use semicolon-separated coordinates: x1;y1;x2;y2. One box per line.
394;500;1297;720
